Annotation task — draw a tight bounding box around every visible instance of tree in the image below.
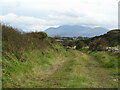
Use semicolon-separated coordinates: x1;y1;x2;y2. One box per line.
89;38;109;51
68;41;75;47
38;32;48;39
75;40;86;49
27;32;48;39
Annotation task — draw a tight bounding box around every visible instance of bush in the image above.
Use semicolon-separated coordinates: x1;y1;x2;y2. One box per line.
2;25;49;61
89;38;109;51
26;32;48;39
68;41;76;47
75;40;86;49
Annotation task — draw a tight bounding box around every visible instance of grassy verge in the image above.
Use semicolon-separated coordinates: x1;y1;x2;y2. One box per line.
80;49;119;68
91;51;118;68
2;45;68;88
80;49;119;84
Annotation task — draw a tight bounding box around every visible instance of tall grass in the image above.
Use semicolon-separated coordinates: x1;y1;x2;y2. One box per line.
2;25;54;61
91;51;118;68
2;25;69;87
2;45;68;88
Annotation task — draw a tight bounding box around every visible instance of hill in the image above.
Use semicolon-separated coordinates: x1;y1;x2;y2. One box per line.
2;25;55;61
91;29;120;46
44;25;108;37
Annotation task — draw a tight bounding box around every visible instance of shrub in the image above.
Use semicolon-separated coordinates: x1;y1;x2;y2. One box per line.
26;32;48;39
68;41;76;47
2;25;49;61
89;38;109;51
75;40;86;49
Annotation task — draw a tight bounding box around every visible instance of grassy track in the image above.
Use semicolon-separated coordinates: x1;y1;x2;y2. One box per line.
36;50;118;88
3;50;118;88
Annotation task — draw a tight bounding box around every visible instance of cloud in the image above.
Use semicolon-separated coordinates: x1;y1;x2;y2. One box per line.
0;0;119;32
0;13;49;32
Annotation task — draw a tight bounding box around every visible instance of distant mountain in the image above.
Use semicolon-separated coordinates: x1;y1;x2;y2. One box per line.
44;25;108;37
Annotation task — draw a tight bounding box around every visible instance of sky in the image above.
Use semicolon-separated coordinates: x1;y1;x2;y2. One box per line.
0;0;119;32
